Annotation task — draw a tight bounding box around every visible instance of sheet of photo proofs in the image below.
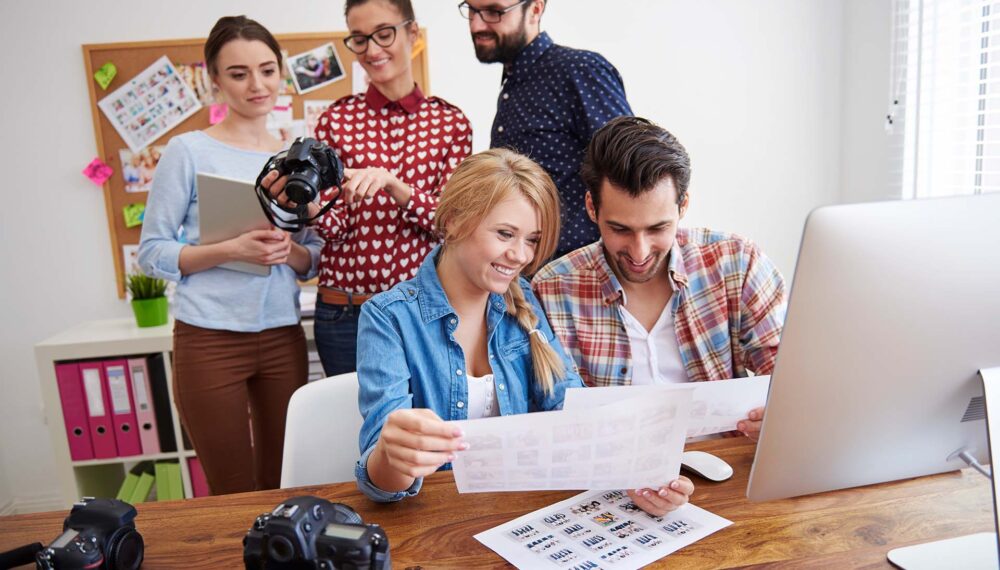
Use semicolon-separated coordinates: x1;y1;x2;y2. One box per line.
452;388;694;493
475;488;731;568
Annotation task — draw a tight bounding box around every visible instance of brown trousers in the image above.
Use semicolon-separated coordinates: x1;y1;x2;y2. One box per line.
172;320;307;495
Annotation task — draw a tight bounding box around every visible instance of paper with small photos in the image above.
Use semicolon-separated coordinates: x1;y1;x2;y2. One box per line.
451;389;693;493
563;376;770;438
475;489;732;569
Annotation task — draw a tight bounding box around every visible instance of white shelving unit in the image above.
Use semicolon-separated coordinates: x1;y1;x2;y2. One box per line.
35;317;316;507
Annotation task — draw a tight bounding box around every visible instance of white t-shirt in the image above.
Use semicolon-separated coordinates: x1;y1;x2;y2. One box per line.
620;293;689;385
467;373;500;419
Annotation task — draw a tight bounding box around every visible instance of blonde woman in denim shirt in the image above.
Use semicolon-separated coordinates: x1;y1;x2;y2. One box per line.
354;149;695;517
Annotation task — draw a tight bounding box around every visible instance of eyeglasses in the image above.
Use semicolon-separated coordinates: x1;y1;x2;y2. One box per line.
458;0;531;24
343;20;413;54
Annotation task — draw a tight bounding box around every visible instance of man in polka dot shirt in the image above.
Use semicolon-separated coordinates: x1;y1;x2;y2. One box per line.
461;0;633;258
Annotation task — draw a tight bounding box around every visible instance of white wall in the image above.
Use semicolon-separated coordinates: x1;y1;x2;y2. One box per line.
0;0;887;511
0;450;11;515
840;0;894;204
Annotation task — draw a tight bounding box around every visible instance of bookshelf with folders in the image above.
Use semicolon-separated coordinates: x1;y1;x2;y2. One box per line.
35;319;200;505
54;354;208;503
36;317;317;506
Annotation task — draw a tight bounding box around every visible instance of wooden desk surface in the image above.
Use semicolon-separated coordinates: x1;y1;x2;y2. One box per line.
0;438;992;569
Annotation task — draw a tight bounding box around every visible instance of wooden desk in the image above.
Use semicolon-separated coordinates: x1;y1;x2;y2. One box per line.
0;438;992;568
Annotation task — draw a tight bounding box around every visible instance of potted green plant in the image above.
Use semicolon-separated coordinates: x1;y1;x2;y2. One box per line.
127;272;169;328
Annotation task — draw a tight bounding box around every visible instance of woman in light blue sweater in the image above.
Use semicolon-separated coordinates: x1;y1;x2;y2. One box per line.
138;16;322;494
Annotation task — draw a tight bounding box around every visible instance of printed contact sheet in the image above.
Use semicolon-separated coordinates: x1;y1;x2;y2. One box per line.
563;376;770;438
475;488;731;568
98;56;202;152
452;389;693;493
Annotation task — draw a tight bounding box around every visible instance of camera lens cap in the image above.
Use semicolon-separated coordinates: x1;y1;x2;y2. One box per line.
108;529;144;570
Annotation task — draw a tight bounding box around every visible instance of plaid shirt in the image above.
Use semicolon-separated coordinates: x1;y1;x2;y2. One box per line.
532;229;786;387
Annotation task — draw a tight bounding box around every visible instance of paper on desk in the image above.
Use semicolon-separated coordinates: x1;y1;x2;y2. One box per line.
563;376;770;438
452;388;693;493
475;488;732;569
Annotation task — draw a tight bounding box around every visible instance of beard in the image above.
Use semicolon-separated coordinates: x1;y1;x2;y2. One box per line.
472;27;530;64
610;251;669;284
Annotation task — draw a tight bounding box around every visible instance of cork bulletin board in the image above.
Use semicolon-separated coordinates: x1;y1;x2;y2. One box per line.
82;31;431;298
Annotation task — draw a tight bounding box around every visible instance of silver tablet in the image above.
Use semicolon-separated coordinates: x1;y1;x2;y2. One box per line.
196;172;271;276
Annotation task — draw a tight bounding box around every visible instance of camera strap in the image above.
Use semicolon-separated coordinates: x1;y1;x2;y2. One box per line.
255;181;343;233
0;542;42;569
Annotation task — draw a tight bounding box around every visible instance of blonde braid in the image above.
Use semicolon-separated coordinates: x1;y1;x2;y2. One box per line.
507;280;565;395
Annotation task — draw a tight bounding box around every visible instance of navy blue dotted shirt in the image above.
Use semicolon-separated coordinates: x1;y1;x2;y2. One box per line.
490;32;633;258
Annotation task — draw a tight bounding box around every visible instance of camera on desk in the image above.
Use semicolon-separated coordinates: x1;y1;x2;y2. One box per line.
35;497;144;570
244;496;390;570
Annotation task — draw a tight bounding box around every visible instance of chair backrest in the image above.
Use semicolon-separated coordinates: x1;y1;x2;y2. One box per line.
280;372;363;488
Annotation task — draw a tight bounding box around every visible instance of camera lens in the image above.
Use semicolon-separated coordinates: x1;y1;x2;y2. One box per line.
332;503;363;525
268;535;296;563
107;529;144;570
285;171;321;206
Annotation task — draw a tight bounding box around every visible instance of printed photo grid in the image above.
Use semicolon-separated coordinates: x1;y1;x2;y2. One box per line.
476;489;731;569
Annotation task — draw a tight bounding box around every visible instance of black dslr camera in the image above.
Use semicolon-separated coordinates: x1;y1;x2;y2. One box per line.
243;496;389;570
36;498;144;570
255;137;345;231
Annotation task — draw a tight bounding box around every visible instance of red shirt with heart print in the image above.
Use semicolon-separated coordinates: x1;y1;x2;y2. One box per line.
313;84;473;294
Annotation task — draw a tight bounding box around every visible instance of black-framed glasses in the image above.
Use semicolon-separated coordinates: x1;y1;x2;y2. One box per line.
458;0;531;24
343;20;413;54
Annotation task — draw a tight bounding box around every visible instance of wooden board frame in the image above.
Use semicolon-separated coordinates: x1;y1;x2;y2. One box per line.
82;31;431;298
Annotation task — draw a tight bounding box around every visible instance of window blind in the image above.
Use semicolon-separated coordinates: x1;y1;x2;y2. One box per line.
891;0;998;197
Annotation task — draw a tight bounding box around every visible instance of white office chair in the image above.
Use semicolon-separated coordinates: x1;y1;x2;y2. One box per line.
280;372;363;488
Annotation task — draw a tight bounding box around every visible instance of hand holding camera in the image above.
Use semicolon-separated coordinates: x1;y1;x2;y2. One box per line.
255;138;346;232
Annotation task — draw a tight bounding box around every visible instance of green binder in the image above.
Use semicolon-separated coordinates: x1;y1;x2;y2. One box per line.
166;461;184;500
155;461;184;501
116;470;140;501
129;471;155;503
118;461;153;503
154;462;169;501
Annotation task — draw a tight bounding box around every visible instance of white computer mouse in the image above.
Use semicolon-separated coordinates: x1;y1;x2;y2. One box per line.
681;450;734;482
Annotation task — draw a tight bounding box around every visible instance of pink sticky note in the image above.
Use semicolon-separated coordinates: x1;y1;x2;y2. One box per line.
83;158;113;186
209;103;228;125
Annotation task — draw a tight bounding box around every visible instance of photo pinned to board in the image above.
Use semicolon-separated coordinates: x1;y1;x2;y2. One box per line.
287;43;346;94
265;94;308;148
352;61;370;94
278;50;296;95
98;56;202;152
266;96;294;130
174;61;216;106
269;121;308;149
304;100;334;138
119;145;165;193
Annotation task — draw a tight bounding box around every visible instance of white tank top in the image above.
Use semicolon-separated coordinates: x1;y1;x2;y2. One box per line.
466;373;500;419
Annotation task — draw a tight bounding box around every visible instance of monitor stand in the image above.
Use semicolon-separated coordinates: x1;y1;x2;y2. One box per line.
886;367;1000;570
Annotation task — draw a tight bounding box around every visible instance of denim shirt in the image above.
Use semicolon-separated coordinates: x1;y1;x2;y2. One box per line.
355;246;584;502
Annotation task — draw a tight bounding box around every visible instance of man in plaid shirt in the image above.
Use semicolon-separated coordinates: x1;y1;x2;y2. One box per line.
532;117;786;441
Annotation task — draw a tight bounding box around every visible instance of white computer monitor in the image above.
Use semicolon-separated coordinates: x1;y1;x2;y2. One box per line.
746;193;1000;564
885;368;999;569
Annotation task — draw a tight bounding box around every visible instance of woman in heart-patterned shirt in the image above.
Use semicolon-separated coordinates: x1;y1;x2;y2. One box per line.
310;0;473;377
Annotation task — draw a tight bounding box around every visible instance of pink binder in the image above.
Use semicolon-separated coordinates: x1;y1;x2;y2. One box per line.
54;363;94;461
127;357;160;455
79;362;118;458
188;457;210;498
103;360;142;457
